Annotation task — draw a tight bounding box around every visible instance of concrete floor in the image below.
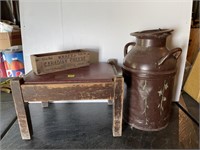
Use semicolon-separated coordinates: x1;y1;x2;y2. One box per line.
0;92;199;149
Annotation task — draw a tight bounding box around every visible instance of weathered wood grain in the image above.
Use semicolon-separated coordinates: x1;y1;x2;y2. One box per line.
21;82;114;102
31;50;90;75
11;78;32;140
113;77;124;137
12;63;124;139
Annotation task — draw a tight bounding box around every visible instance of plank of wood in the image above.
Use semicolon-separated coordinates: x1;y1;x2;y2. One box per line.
113;77;124;137
24;63;114;84
21;82;114;102
178;107;199;148
11;78;32;140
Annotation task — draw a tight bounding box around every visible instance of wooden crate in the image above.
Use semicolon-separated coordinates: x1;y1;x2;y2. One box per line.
31;49;90;75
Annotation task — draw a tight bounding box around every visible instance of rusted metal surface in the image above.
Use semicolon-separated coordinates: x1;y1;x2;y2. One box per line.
123;71;175;131
10;78;32;140
123;29;182;131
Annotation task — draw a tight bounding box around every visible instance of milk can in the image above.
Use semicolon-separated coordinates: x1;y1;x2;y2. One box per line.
123;29;182;131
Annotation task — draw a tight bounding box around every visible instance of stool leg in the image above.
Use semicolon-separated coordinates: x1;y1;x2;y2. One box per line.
108;100;113;105
113;77;124;137
11;78;32;140
41;102;49;108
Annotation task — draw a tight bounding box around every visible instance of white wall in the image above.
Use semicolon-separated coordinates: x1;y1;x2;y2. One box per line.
19;0;193;102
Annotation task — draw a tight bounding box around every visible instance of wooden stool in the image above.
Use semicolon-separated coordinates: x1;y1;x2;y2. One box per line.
11;60;124;140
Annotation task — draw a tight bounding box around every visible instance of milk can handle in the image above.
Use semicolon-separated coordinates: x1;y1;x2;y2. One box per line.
124;42;136;57
158;48;182;66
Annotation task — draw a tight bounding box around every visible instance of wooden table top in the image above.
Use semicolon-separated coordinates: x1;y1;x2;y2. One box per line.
24;63;115;84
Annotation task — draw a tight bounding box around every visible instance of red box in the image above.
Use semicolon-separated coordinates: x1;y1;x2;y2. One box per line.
0;52;7;78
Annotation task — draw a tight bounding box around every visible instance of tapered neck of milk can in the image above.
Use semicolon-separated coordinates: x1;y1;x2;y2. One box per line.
131;29;173;47
136;38;167;47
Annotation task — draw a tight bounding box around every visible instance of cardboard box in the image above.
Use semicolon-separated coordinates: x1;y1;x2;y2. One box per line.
0;30;22;50
31;49;90;75
183;51;200;103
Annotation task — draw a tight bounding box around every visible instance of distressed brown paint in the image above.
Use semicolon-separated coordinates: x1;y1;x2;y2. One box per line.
11;62;124;139
113;77;124;137
123;29;182;131
21;82;114;102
